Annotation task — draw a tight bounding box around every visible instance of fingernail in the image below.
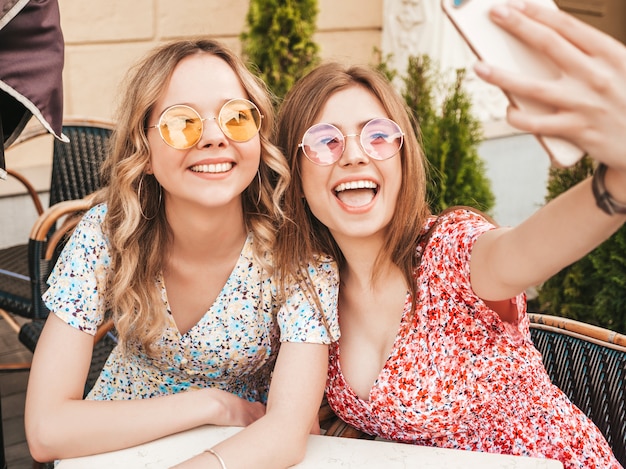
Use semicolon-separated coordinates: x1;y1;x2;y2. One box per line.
490;5;511;20
473;61;491;77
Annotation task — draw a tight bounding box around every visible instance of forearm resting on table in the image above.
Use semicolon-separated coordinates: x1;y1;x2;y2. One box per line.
25;388;227;462
173;408;316;469
176;342;329;469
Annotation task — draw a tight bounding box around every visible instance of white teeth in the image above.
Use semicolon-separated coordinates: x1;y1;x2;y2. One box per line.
334;180;378;192
190;162;233;173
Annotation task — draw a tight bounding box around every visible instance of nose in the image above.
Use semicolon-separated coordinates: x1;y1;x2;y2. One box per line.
338;134;368;166
197;117;228;148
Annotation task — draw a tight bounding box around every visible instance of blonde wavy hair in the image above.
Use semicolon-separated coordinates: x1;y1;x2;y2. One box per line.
274;62;431;305
93;39;289;355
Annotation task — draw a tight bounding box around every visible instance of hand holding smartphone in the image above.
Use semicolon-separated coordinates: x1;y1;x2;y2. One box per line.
441;0;585;168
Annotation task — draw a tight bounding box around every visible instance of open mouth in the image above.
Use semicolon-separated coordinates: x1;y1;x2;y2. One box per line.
190;162;233;173
333;180;379;207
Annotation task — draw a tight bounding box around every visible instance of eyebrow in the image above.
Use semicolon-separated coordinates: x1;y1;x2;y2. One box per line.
324;118;384;133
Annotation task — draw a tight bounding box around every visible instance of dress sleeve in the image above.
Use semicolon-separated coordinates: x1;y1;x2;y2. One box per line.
43;205;111;336
277;257;340;344
424;209;497;289
422;208;528;339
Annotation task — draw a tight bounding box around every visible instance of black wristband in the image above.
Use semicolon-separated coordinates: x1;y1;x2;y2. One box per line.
592;163;626;215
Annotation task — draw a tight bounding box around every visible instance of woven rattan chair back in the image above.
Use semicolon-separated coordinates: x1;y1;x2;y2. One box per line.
529;313;626;465
48;120;113;206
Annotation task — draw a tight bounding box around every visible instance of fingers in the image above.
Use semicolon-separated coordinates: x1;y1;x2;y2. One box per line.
504;105;583;138
491;0;626;68
510;0;625;62
473;62;585;113
487;2;589;77
474;1;626;168
473;1;626;116
473;61;542;101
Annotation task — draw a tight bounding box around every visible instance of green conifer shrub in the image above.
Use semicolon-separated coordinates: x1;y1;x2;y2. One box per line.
381;54;495;214
241;0;320;102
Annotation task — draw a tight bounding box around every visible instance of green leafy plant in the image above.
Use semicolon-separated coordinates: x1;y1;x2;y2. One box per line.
379;53;495;214
241;0;320;102
532;156;626;333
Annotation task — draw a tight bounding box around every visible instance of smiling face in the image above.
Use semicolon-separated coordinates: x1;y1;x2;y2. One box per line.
146;53;261;216
300;85;402;246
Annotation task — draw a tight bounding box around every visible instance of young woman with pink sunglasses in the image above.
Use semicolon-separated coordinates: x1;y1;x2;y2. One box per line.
275;2;625;467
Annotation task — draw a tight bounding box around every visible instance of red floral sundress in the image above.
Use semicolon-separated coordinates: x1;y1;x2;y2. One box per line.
326;209;621;469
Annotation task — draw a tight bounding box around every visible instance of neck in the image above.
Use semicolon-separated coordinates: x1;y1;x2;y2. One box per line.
333;232;399;292
166;200;247;260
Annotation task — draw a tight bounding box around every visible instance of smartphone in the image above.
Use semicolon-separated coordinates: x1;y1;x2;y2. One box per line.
441;0;585;168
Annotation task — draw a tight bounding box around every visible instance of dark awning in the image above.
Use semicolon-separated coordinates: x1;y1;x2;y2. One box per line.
0;0;66;178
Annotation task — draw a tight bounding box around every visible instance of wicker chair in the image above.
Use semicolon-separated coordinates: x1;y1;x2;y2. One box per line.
319;396;374;440
0;118;117;468
528;313;626;465
320;314;626;466
1;119;113;308
0;118;118;392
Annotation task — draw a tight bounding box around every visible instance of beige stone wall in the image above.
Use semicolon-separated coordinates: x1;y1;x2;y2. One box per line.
60;0;382;122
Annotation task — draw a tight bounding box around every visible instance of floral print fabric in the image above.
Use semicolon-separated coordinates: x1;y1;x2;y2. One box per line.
45;204;340;404
326;209;620;468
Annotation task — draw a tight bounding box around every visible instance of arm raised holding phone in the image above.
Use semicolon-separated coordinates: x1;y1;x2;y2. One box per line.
465;0;626;302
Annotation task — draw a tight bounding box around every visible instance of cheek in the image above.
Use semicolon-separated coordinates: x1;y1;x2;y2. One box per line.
300;159;327;200
248;141;263;164
149;145;180;175
300;162;334;225
238;138;262;168
385;159;403;199
147;130;174;162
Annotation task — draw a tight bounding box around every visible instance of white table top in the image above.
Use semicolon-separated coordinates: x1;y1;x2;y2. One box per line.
55;425;564;469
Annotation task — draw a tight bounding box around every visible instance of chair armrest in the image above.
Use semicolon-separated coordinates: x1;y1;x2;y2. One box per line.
29;193;96;244
93;318;114;345
528;313;626;350
6;167;44;215
26;193;97;321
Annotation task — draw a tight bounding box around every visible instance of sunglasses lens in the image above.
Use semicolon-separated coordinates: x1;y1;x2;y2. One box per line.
219;99;262;142
158;105;203;149
300;123;344;165
360;118;403;160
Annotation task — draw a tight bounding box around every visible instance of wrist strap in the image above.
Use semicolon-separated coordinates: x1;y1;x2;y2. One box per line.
205;448;227;469
592;163;626;215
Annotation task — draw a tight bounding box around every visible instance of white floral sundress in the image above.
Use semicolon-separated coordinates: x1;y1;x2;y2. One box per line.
45;203;340;403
